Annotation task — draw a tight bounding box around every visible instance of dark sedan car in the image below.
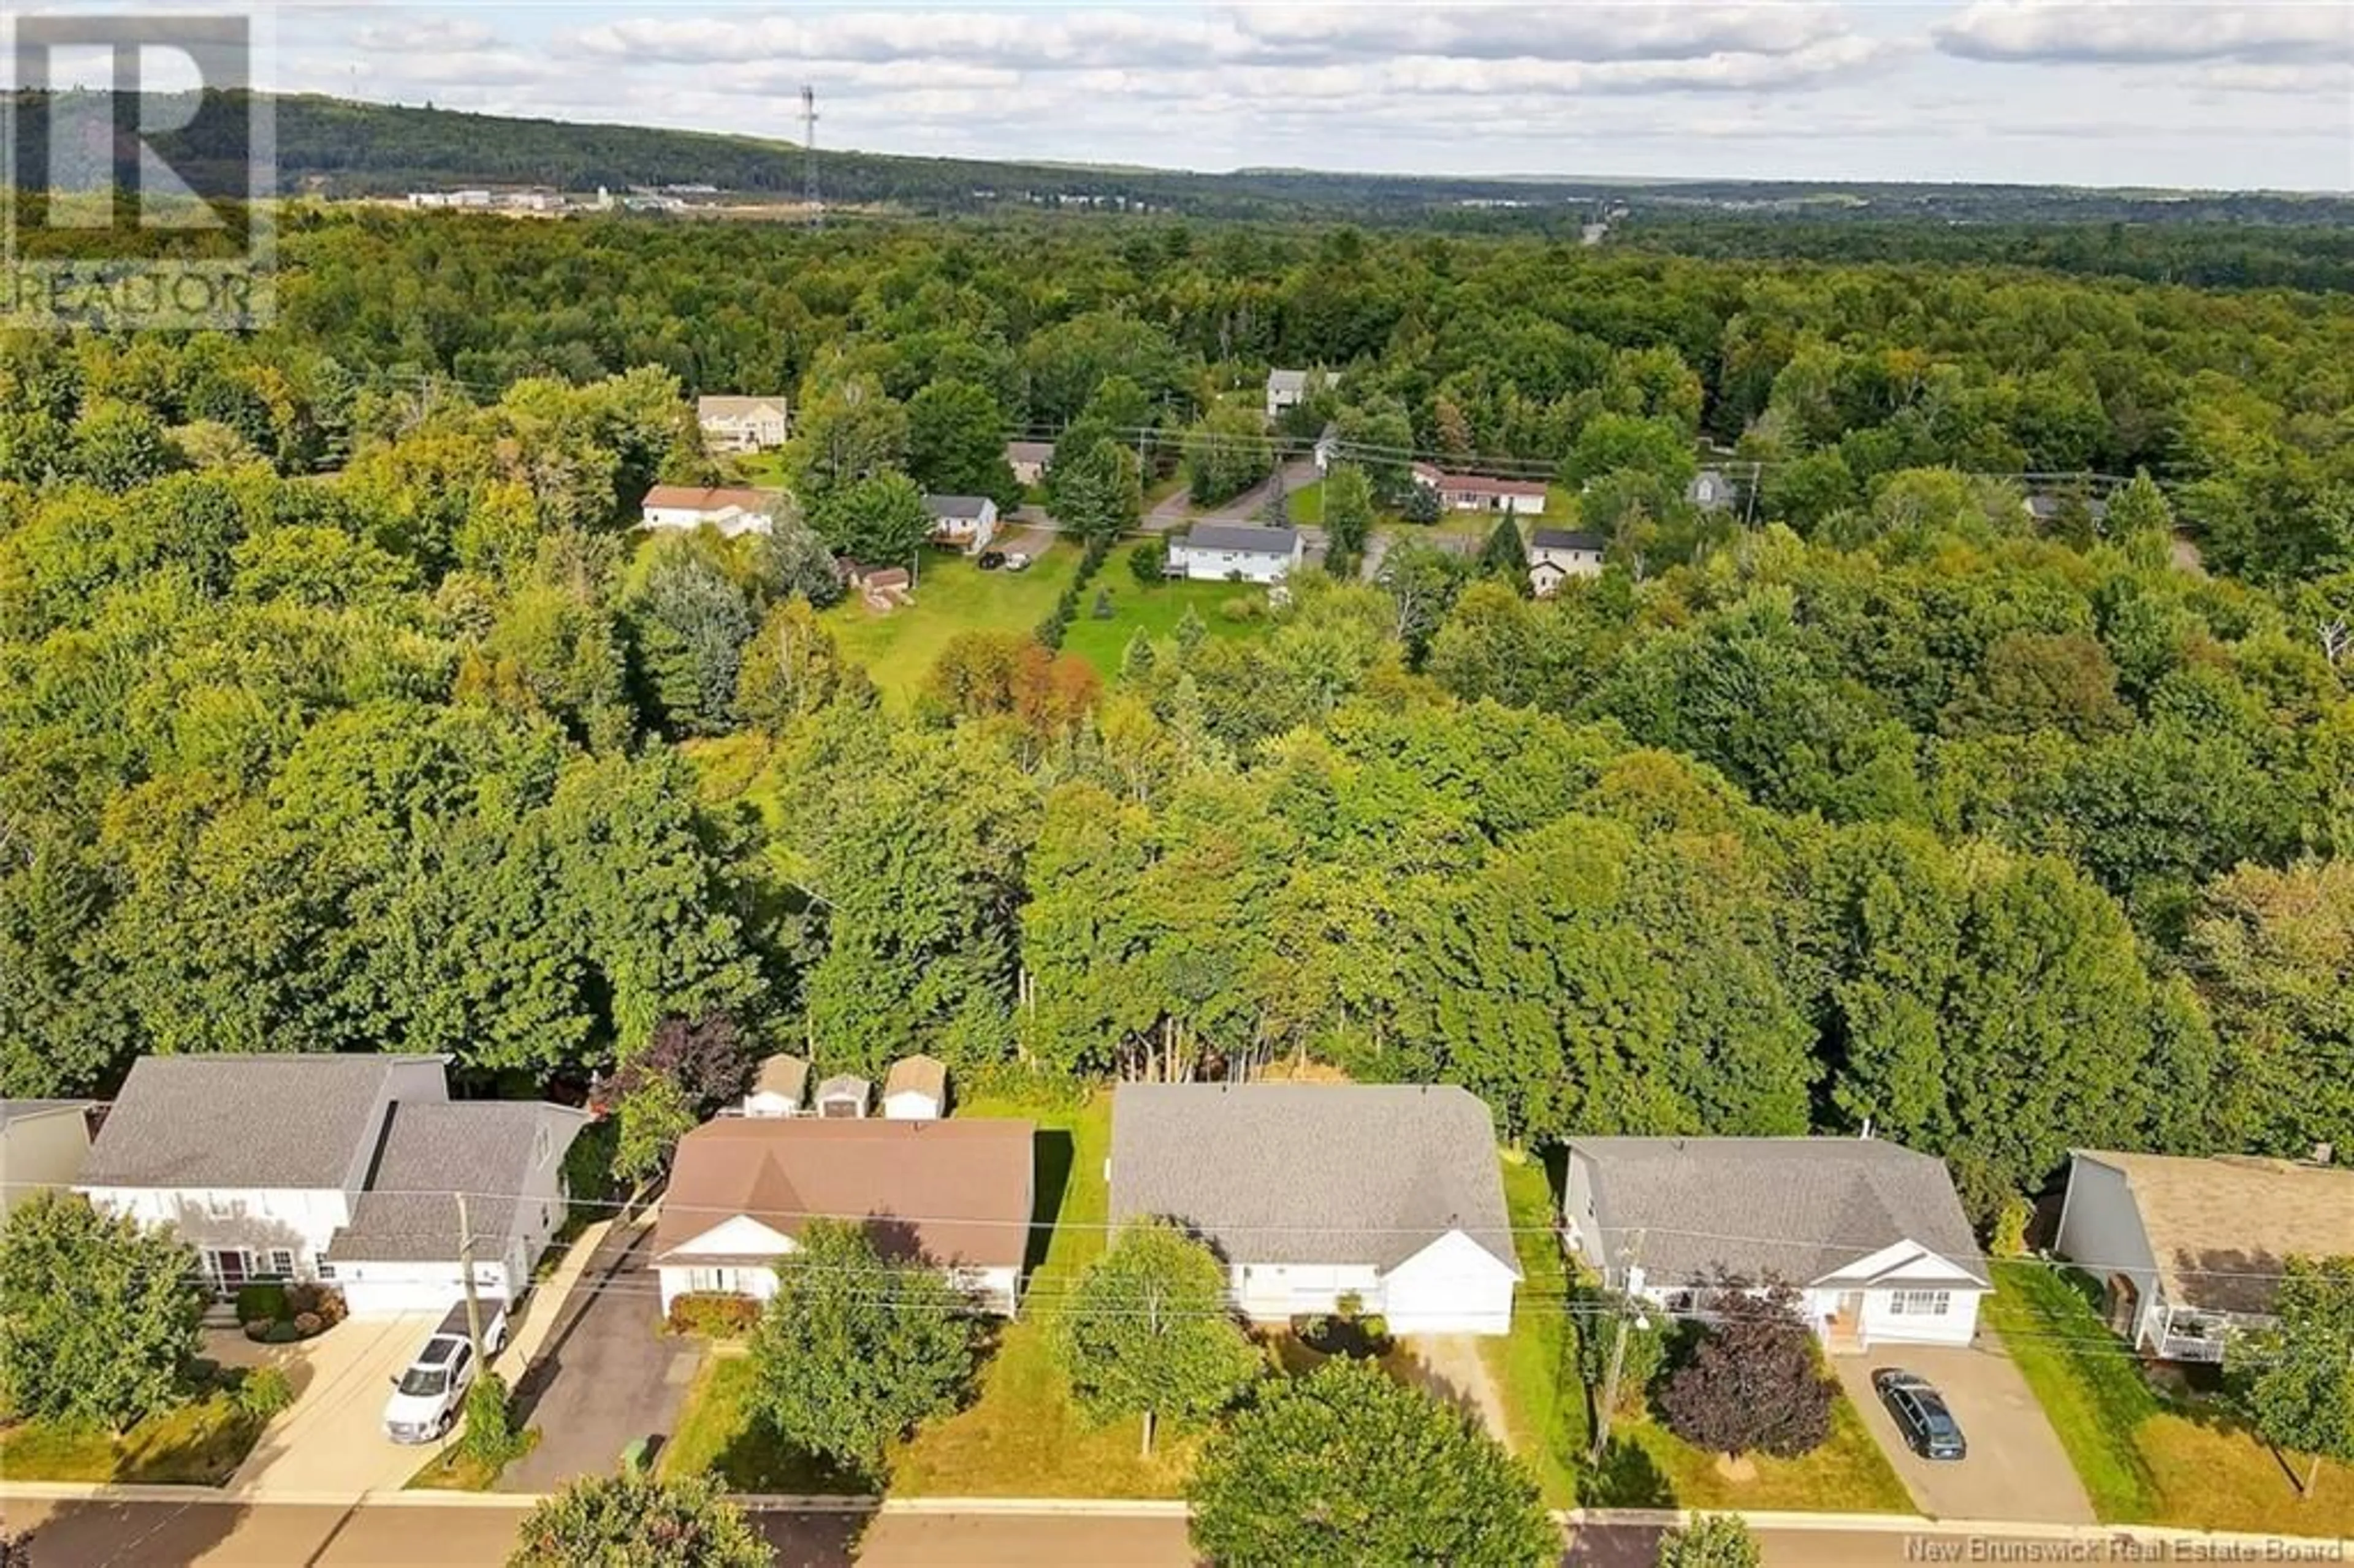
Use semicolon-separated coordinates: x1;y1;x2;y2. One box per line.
976;550;1007;570
1873;1368;1967;1460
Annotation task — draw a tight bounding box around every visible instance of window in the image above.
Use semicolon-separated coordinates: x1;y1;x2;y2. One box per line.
1889;1290;1951;1317
315;1262;337;1281
257;1249;295;1281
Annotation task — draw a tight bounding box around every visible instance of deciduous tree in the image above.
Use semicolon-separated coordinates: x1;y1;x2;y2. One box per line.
1657;1284;1835;1462
509;1472;768;1568
1058;1220;1260;1453
0;1193;204;1433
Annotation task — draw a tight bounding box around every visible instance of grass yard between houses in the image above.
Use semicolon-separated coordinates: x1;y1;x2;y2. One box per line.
406;1427;542;1492
658;1351;861;1495
888;1089;1198;1498
1059;577;1270;678
823;548;1081;705
1281;479;1324;525
0;1390;270;1486
1482;1152;1586;1508
1989;1260;2354;1534
1606;1390;1913;1514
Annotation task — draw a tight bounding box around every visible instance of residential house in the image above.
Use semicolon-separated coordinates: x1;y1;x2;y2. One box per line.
2024;492;2110;529
1411;463;1548;516
2055;1149;2354;1363
1563;1136;1990;1353
1167;522;1303;585
883;1056;948;1121
76;1054;584;1317
652;1118;1035;1314
923;493;1000;554
814;1075;871;1119
1005;441;1054;487
1265;368;1309;420
1108;1084;1523;1335
1;1101;93;1219
640;485;780;538
741;1054;810;1119
1528;528;1607;596
696;395;789;454
1687;468;1737;512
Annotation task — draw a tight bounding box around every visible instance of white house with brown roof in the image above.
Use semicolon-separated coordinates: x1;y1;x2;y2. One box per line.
652;1118;1035;1314
2055;1149;2354;1363
698;396;789;453
641;485;780;538
1412;463;1548;516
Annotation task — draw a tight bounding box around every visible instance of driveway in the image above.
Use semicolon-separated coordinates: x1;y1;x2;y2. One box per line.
226;1311;444;1496
1395;1334;1512;1447
1833;1331;2095;1523
500;1219;702;1491
1145;456;1319;533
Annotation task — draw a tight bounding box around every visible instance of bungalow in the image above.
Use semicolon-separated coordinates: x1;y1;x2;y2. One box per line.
1687;468;1737;512
652;1117;1035;1314
1528;528;1606;596
1005;441;1054;487
1167;522;1302;585
2055;1150;2354;1363
76;1055;585;1317
814;1075;871;1119
1412;463;1548;516
923;493;1000;553
1;1101;93;1219
1564;1136;1989;1353
883;1056;948;1121
1108;1084;1523;1336
741;1054;810;1119
1265;368;1309;420
641;485;780;538
696;395;790;454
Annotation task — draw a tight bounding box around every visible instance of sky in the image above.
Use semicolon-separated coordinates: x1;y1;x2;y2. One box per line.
40;2;2354;190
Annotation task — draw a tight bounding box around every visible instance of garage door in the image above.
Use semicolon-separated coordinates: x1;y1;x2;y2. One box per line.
339;1275;465;1317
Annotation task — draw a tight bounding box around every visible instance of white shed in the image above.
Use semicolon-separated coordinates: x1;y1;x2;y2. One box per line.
883;1056;949;1121
814;1075;871;1119
742;1054;810;1119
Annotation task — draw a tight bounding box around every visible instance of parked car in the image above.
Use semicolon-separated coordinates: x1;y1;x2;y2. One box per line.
976;550;1007;570
383;1298;509;1443
1004;552;1032;571
1873;1367;1967;1460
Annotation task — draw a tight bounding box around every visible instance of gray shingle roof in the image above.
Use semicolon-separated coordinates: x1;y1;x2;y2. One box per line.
816;1075;870;1107
1572;1136;1988;1290
1110;1084;1519;1274
327;1101;588;1264
1266;368;1308;394
78;1055;444;1190
1531;528;1606;554
1179;523;1298;556
923;493;993;519
698;395;786;419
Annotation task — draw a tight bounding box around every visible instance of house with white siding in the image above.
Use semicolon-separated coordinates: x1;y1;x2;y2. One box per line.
1411;463;1548;516
2055;1149;2354;1363
1528;528;1606;596
641;485;781;538
1564;1136;1989;1353
653;1117;1034;1314
696;396;790;453
1005;441;1054;487
77;1055;584;1317
1167;522;1302;584
922;493;1000;553
1109;1084;1523;1336
1265;368;1309;420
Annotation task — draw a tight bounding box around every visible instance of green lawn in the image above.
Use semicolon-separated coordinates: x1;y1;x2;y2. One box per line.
1059;577;1270;679
823;549;1080;704
889;1090;1196;1498
659;1352;861;1494
1482;1152;1586;1507
1989;1261;2354;1533
407;1428;542;1491
0;1388;270;1485
1606;1390;1912;1513
1282;479;1324;525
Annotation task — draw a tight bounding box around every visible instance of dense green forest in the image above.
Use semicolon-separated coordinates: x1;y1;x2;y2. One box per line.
2;210;2348;1225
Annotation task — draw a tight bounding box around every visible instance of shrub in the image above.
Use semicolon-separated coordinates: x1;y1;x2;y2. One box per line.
1657;1513;1761;1568
1658;1284;1834;1461
243;1320;272;1342
666;1292;761;1338
235;1366;295;1421
462;1372;522;1470
1218;595;1263;623
292;1312;323;1337
1127;538;1167;585
1992;1196;2033;1258
262;1320;300;1345
1575;1289;1669;1415
234;1282;289;1324
285;1282;348;1327
1091;587;1114;620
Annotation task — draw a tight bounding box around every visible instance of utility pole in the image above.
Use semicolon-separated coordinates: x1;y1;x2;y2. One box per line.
1589;1228;1645;1464
801;86;823;229
455;1190;486;1364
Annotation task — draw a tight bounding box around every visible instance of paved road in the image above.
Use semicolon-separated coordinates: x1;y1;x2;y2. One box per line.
499;1222;700;1491
1832;1334;2095;1524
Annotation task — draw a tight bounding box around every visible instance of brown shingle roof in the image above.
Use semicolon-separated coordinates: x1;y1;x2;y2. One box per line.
752;1054;809;1102
885;1055;948;1103
641;485;774;512
2075;1150;2354;1317
655;1118;1034;1271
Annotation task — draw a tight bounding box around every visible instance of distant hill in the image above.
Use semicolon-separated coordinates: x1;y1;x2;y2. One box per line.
12;90;2352;231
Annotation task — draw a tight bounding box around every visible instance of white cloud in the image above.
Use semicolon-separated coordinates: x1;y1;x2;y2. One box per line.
1934;1;2353;64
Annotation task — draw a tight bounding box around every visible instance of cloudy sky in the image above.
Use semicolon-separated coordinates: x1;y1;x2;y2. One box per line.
90;2;2354;189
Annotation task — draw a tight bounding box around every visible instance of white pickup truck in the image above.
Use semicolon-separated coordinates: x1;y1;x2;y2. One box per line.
382;1298;509;1444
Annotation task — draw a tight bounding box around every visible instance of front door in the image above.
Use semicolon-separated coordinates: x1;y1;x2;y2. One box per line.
213;1248;248;1296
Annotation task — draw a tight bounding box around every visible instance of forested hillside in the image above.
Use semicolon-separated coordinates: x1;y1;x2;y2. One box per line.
2;211;2348;1224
